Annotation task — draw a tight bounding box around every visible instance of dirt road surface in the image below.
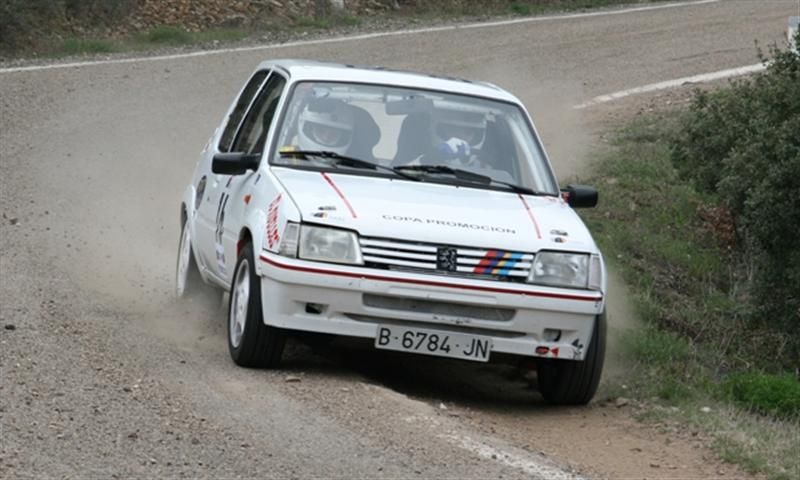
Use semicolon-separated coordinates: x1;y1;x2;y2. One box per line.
1;1;795;478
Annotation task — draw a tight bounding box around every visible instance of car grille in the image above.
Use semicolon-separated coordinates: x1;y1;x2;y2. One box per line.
359;237;533;282
363;294;515;321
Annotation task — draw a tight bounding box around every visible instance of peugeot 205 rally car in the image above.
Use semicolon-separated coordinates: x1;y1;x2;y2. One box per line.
176;59;607;405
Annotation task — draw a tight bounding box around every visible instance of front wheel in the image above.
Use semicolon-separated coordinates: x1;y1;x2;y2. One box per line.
228;242;286;368
537;311;607;405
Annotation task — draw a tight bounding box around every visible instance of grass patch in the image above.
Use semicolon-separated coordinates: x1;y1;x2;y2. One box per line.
137;25;192;45
581;111;800;479
60;38;118;55
192;27;250;43
509;3;531;16
721;373;800;419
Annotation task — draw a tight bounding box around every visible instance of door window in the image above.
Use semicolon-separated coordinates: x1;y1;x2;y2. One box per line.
231;73;287;155
218;70;269;153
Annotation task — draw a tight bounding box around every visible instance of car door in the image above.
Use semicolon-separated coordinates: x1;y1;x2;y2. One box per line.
196;70;287;285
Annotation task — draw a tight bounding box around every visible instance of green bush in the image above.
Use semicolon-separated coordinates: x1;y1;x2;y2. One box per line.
721;372;800;419
670;36;800;363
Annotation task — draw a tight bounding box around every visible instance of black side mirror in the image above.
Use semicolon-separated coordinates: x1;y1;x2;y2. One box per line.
561;184;598;208
212;152;260;175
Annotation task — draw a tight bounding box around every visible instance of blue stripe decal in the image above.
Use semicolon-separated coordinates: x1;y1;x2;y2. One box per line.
498;252;523;276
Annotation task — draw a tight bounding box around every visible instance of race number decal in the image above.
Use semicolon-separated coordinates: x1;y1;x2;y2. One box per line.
215;191;230;275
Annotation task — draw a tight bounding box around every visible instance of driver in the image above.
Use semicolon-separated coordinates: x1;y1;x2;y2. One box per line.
297;99;355;155
429;108;488;168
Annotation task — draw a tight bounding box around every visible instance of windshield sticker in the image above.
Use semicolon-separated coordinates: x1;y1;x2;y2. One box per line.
381;215;516;234
266;193;282;250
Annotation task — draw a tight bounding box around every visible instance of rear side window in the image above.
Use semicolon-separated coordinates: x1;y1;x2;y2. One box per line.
231;73;287;155
218;70;269;152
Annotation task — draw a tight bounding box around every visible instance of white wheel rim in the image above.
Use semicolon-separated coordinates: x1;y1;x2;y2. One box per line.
176;224;192;298
229;259;250;349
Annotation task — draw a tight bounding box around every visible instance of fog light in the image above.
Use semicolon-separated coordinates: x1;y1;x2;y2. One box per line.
543;329;561;342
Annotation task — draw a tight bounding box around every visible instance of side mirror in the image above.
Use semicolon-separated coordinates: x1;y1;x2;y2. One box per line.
212;152;260;175
561;184;598;208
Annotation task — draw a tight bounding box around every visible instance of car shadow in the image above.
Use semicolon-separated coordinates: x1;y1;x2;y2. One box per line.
278;335;565;413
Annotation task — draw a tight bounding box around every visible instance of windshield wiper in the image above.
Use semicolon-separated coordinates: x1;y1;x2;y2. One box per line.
394;164;541;195
279;150;419;181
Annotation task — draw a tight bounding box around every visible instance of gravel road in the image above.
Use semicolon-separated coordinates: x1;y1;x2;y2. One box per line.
1;1;795;478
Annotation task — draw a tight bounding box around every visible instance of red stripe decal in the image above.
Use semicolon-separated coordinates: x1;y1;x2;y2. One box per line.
260;255;601;302
473;249;497;274
321;172;357;219
517;194;542;239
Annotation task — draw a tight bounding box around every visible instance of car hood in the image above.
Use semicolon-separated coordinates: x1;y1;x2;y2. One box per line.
273;168;598;253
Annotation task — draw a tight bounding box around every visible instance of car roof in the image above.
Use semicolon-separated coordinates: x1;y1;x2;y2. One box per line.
255;59;521;104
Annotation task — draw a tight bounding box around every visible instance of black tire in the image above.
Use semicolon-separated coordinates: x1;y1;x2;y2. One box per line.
175;217;212;299
537;311;607;405
227;242;286;368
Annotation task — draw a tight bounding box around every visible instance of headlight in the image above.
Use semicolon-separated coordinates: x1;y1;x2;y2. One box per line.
298;225;363;265
529;251;589;289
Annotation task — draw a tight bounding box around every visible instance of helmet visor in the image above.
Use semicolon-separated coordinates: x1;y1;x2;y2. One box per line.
303;121;352;149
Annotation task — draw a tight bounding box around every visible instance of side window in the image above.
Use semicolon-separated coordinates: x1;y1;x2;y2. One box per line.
218;70;269;153
231;74;287;155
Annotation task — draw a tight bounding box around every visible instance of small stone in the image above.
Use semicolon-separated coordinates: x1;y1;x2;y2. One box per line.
438;402;447;410
615;397;629;408
9;218;18;225
190;437;200;445
650;463;660;468
700;406;712;413
284;376;301;383
4;324;16;331
127;432;138;440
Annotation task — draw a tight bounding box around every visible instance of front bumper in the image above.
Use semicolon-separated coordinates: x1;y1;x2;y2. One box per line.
257;252;604;361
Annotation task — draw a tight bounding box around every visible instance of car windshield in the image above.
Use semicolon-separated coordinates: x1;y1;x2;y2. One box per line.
270;81;559;195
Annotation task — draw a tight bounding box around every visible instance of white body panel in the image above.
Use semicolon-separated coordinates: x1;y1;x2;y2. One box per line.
181;59;607;363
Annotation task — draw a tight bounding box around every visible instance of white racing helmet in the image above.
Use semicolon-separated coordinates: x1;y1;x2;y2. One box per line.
432;108;487;149
297;100;355;154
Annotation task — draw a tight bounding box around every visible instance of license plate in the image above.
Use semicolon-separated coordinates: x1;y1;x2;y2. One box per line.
375;325;491;362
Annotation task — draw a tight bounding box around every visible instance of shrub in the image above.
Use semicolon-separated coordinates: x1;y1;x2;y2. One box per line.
721;372;800;419
670;36;800;365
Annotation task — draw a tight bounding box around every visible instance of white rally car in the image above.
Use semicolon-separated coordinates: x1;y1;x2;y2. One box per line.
177;59;607;405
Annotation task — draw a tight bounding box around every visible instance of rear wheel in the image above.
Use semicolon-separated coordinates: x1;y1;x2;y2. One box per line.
537;311;606;405
175;216;210;299
228;242;286;368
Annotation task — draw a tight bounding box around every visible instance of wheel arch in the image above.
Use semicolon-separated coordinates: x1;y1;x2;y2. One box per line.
238;227;253;257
